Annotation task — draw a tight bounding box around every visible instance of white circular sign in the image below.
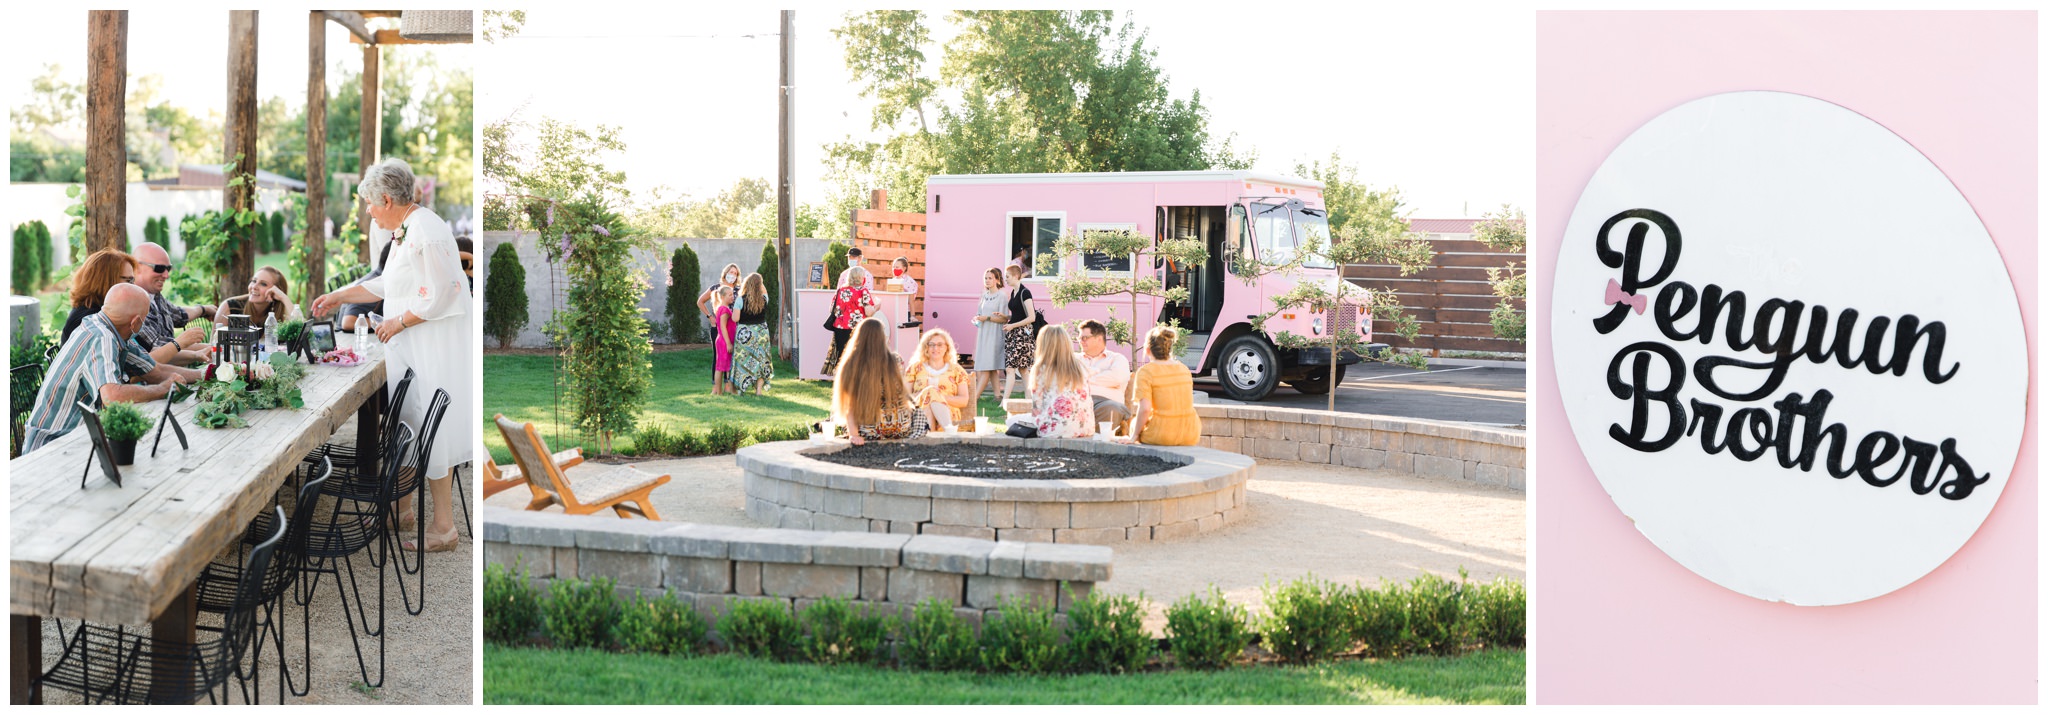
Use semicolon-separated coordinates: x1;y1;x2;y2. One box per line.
1551;91;2027;606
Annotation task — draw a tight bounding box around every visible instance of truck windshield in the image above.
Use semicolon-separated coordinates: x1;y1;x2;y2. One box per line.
1251;202;1336;269
1294;208;1336;269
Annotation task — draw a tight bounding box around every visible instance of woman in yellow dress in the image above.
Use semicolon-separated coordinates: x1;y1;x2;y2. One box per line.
904;328;975;431
1125;325;1201;446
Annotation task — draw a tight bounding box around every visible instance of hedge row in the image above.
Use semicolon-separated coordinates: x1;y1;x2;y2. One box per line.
626;422;810;458
484;563;1524;673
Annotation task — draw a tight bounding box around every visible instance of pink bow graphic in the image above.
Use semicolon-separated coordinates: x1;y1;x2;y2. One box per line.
1604;278;1646;315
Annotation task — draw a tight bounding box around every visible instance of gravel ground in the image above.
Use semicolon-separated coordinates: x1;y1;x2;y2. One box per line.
34;462;476;705
809;441;1177;479
485;452;1524;634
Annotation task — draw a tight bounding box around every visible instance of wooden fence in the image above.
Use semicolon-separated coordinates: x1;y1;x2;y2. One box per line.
847;189;928;318
1345;235;1525;356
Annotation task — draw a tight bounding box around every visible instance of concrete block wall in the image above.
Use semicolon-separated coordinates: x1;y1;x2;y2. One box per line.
481;506;1113;626
1191;404;1526;490
477;232;833;348
736;436;1256;545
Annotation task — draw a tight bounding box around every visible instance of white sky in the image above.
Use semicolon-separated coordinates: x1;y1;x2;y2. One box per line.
480;4;1532;219
5;7;472;151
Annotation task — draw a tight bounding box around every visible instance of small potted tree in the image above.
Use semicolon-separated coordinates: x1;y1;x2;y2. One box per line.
99;401;154;465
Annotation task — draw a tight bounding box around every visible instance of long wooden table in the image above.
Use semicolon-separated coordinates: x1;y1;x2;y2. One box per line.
9;341;386;703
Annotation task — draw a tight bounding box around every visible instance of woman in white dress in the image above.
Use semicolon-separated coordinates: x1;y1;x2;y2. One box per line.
312;158;474;552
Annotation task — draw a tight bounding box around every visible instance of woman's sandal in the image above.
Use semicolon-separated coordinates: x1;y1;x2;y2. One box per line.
400;525;459;553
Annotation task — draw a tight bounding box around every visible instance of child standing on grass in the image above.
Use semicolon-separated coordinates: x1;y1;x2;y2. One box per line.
712;285;737;395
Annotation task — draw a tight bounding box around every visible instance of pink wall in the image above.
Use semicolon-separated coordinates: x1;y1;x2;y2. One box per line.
1534;12;2036;704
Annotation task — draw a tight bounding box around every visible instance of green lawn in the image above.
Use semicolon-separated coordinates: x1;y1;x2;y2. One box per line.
482;349;1014;463
483;646;1524;705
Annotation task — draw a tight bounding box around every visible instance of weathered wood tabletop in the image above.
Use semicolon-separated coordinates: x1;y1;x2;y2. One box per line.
9;340;386;702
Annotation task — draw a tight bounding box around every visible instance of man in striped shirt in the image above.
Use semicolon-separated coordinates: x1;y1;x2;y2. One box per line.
21;284;187;454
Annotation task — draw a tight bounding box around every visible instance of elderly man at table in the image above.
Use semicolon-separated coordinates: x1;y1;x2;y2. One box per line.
1075;319;1132;433
20;284;189;454
131;241;216;366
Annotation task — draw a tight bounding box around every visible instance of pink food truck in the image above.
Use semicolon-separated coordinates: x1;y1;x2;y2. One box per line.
923;170;1375;401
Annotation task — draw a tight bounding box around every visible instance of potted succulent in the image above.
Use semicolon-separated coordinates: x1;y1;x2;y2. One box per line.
99;401;153;465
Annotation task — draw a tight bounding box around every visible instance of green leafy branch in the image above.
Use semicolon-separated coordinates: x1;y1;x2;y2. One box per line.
1472;205;1526;344
1041;228;1206;361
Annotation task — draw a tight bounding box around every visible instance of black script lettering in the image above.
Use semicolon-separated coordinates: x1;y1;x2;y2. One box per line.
1935;439;1989;501
1606;341;1686;452
1593;209;1681;334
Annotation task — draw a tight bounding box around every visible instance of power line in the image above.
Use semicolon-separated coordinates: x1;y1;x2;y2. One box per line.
507;33;780;40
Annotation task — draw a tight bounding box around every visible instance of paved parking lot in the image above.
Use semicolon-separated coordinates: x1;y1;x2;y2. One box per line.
1195;362;1526;426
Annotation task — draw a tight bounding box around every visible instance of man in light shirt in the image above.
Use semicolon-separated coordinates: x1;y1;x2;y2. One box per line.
1074;319;1131;432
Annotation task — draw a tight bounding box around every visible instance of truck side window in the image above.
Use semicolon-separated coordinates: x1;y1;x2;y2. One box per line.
1229;204;1250;275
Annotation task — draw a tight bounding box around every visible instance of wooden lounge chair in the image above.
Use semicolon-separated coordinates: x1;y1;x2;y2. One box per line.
479;442;583;500
494;414;669;520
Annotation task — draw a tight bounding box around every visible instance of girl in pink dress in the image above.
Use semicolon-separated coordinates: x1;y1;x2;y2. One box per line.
712;285;737;395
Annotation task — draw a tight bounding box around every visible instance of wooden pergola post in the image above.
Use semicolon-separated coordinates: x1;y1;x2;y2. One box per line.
84;10;128;255
358;43;380;263
221;10;260;300
306;11;328;306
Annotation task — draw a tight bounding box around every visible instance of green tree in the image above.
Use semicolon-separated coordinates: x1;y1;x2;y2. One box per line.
11;226;36;295
822;241;851;289
1295;151;1407;238
483;242;529;348
484;115;629;217
543;198;654;456
31;221;54;288
1236;210;1435;410
823;10;1250;217
1043;228;1207;362
667;245;702;344
755;239;780;344
1473;205;1527;344
482;10;527;43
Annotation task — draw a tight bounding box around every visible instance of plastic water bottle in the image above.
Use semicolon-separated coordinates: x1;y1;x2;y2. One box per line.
263;313;278;350
355;316;369;352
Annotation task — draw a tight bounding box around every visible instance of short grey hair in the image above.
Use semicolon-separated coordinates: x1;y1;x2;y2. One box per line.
359;158;416;207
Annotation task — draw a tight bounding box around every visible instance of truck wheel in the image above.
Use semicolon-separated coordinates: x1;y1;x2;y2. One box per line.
1219;335;1279;401
1289;364;1348;395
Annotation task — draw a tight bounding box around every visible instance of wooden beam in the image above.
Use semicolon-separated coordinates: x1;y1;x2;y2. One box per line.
306;11;328;308
358;43;379;263
358;10;402;19
347;28;471;45
322;11;374;45
85;10;128;255
223;10;260;300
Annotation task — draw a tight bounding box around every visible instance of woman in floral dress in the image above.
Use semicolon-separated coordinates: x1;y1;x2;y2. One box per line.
821;265;877;377
999;264;1038;398
731;273;774;394
833;318;927;445
1026;324;1094;439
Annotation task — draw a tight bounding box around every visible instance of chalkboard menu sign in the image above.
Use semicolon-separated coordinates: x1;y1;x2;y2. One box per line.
1082;251;1130;273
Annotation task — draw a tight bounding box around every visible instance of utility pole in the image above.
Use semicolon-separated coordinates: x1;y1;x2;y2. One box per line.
776;10;797;360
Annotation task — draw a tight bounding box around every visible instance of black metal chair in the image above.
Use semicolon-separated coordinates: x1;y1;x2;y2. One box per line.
33;507;286;704
193;456;331;703
313;367;415;488
11;361;44;458
296;423;414;692
384;388;450;616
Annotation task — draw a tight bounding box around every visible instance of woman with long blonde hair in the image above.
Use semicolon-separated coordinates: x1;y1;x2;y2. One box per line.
834;317;927;445
1026;324;1093;439
731;272;774;394
904;328;974;431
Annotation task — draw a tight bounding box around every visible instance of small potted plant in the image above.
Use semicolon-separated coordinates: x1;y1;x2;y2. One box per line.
276;319;309;360
99;401;154;466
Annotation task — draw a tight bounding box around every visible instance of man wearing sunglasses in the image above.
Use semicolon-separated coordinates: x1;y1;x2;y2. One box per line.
132;242;216;366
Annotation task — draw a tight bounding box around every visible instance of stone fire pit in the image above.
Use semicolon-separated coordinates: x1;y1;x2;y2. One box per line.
736;436;1254;545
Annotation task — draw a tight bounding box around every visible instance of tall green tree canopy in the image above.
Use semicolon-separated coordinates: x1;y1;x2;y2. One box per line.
821;10;1254;237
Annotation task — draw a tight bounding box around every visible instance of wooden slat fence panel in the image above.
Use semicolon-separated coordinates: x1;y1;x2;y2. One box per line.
850;204;929;317
1346;234;1525;355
